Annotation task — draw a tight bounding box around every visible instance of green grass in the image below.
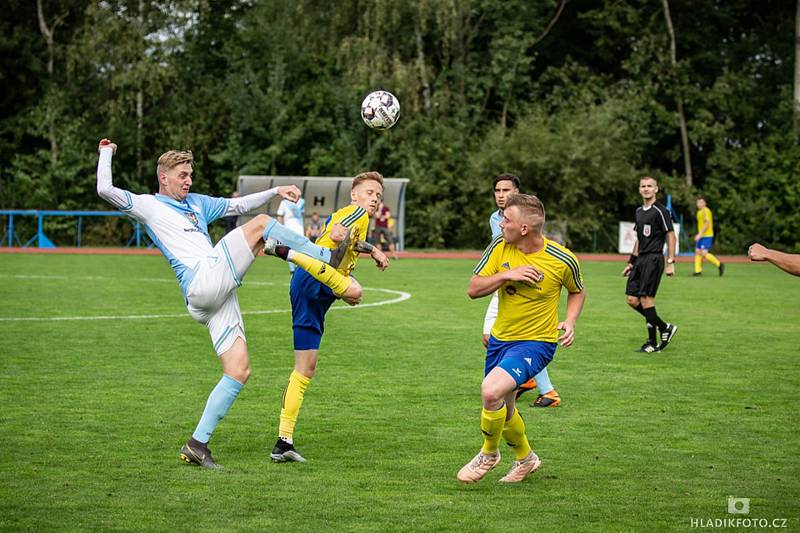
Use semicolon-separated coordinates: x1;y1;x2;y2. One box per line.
0;254;798;531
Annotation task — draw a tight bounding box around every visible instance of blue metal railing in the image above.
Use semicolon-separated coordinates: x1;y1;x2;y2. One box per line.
0;210;146;248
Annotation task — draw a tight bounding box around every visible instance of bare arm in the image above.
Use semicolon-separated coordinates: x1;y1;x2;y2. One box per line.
748;243;800;276
468;266;543;299
354;240;389;270
622;240;639;276
665;231;676;276
557;289;586;347
695;220;709;241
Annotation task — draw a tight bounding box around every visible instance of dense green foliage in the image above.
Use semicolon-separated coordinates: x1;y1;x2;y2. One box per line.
1;0;797;252
1;254;798;530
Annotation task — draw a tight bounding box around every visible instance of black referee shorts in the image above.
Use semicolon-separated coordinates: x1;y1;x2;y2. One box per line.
625;253;665;297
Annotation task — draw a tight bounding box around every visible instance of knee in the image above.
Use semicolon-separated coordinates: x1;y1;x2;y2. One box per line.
481;382;505;409
296;360;317;378
626;296;639;307
229;363;251;384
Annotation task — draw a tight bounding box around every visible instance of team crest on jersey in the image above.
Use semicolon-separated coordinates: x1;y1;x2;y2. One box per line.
643;224;651;237
186;212;199;227
501;262;510;269
505;285;517;296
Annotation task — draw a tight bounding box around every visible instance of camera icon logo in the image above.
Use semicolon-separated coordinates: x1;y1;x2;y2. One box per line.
727;496;750;515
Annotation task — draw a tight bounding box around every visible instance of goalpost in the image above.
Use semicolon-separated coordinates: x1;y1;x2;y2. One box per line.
237;175;410;251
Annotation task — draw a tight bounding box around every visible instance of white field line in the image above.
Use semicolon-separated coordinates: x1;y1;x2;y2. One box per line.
0;274;411;322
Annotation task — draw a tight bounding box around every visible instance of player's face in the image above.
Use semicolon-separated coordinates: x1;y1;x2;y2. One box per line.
494;180;519;209
696;198;705;209
639;179;658;201
160;163;193;201
351;180;384;216
499;206;525;243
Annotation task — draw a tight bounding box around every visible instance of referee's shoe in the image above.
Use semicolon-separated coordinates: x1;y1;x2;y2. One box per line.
658;324;678;351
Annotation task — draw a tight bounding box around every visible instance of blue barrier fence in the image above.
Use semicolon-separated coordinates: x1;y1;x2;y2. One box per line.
0;210;146;248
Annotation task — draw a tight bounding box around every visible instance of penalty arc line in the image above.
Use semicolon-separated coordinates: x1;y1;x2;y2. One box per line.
0;274;411;322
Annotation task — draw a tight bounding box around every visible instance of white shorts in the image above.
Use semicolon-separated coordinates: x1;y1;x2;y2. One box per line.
186;227;255;355
482;291;499;335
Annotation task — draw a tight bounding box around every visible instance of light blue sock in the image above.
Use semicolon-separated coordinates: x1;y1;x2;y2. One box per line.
534;367;554;394
192;374;244;443
262;219;331;262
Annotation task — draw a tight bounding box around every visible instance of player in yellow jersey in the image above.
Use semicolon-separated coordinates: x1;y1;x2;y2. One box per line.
457;194;586;484
267;172;389;462
693;197;724;276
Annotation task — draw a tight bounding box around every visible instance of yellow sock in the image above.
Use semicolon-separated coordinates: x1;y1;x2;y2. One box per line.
288;251;352;296
502;408;532;460
480;404;507;454
279;370;311;440
705;253;721;267
694;254;702;273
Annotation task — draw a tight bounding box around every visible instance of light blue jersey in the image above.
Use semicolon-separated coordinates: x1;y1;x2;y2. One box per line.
490;209;503;239
97;148;279;296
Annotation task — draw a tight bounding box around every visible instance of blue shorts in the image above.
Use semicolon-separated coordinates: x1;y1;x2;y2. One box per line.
289;267;338;350
696;237;714;251
485;337;557;387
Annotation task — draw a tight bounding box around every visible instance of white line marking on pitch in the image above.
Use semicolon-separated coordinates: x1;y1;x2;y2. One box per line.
0;275;411;322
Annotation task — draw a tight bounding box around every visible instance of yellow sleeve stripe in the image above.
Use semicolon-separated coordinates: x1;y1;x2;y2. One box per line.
545;243;584;290
340;206;366;227
473;235;504;274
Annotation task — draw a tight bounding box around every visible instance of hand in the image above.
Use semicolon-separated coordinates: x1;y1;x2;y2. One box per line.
98;138;117;154
622;263;633;277
505;265;544;284
694;234;701;242
557;321;575;347
665;262;675;276
481;334;489;348
748;243;769;261
277;185;301;202
341;292;361;306
370;248;389;271
329;223;348;243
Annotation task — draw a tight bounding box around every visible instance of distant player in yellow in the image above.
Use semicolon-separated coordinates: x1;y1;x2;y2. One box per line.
693;197;724;276
457;194;586;484
266;172;390;463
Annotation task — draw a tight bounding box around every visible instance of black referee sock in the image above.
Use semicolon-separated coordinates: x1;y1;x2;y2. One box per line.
643;307;667;332
633;304;647;317
646;323;658;345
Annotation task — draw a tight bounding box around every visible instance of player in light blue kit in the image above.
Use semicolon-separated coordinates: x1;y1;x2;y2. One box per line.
483;174;561;408
96;139;354;469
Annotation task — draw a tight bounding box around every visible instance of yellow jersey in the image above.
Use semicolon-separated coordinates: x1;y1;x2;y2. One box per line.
696;207;714;237
474;237;584;342
315;204;369;276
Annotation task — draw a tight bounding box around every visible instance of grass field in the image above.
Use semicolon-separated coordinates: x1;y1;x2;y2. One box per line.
0;253;798;531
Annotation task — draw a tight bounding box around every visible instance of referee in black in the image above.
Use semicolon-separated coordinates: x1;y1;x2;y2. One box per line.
622;176;678;353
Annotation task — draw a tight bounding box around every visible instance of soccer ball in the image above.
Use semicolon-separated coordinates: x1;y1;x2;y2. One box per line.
360;90;400;130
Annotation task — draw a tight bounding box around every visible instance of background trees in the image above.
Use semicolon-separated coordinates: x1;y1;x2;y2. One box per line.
1;0;797;252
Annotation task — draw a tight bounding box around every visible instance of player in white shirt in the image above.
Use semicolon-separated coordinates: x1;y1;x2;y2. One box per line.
96;139;356;469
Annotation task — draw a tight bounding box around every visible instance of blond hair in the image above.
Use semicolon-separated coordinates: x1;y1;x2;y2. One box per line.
505;193;546;233
156;150;194;178
352;171;384;190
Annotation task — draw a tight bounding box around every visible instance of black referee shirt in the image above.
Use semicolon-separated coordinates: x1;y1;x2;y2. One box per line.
634;202;674;255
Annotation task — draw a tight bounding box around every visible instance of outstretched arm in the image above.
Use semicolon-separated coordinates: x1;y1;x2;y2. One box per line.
96;139;132;211
748;243;800;276
354;240;389;271
225;185;302;216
